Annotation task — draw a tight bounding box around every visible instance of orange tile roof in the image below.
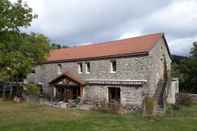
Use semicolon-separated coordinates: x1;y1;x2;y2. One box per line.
49;70;85;86
47;33;163;63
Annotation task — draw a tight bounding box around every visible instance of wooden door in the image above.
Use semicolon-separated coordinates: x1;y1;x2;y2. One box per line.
64;87;72;102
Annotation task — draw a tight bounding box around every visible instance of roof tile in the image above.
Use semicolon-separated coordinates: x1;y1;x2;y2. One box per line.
47;33;162;62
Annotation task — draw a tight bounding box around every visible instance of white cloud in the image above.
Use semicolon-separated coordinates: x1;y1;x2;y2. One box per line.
119;30;142;39
18;0;170;42
8;0;197;55
142;0;197;37
139;0;197;55
169;35;197;56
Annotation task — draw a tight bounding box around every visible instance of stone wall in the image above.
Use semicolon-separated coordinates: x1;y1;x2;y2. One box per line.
121;86;145;106
82;84;145;106
82;85;108;103
27;38;172;108
27;55;151;95
148;38;172;97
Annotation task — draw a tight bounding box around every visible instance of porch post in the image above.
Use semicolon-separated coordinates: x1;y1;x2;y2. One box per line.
9;86;13;99
53;86;57;98
2;85;6;99
50;85;56;102
80;86;83;97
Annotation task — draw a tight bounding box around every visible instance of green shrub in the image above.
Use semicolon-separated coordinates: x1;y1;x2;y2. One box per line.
93;100;109;113
23;84;40;96
143;96;156;116
176;94;193;106
93;100;123;114
172;104;180;110
166;104;180;117
108;100;121;114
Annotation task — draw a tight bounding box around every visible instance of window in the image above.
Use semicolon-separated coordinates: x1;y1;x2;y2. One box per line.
78;63;83;73
110;60;116;73
57;64;62;75
38;82;44;96
85;62;90;73
31;68;36;74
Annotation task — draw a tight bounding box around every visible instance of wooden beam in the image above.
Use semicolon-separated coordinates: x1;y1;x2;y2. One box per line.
80;86;83;97
9;86;13;99
53;87;57;98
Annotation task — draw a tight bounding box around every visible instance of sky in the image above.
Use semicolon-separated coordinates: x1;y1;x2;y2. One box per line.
10;0;197;56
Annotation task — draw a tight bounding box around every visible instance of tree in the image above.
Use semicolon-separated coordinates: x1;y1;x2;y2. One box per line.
0;32;50;81
191;42;197;58
50;43;69;49
0;0;37;32
50;43;62;49
173;43;197;93
0;0;49;82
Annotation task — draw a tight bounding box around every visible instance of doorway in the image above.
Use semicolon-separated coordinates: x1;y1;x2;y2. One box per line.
55;85;80;102
64;86;80;101
108;87;120;103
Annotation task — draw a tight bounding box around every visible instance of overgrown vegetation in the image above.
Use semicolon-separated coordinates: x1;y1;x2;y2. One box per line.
143;96;156;116
0;101;197;131
172;42;197;93
176;93;193;106
93;100;124;114
0;0;50;82
23;83;40;96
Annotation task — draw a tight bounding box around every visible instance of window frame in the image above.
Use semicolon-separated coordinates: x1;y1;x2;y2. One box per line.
57;64;62;75
85;62;90;74
78;63;83;74
110;60;117;73
31;68;36;74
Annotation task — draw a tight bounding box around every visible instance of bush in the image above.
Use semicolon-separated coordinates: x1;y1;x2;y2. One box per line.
176;94;193;106
171;104;180;110
93;100;124;114
143;96;156;117
74;97;81;104
108;100;121;114
166;104;180;117
93;100;110;113
23;84;40;96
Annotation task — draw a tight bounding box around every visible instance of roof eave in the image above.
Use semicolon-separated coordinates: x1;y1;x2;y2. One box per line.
161;33;172;60
42;51;149;64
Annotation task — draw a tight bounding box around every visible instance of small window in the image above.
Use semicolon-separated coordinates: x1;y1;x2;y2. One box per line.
78;63;83;73
110;60;116;73
31;68;36;74
57;64;62;75
38;82;44;96
85;62;90;73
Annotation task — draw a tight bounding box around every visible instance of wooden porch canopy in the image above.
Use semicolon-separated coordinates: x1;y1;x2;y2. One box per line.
49;70;86;86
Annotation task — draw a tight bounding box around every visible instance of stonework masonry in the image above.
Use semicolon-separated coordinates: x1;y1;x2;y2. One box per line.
27;38;172;110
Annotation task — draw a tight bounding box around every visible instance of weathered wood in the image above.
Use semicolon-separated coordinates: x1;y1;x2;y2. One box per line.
80;86;83;97
2;85;6;99
9;86;13;99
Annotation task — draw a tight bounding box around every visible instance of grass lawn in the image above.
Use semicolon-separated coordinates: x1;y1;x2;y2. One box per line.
0;101;197;131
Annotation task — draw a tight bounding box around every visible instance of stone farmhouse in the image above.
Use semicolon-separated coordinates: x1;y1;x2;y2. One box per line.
27;33;176;111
